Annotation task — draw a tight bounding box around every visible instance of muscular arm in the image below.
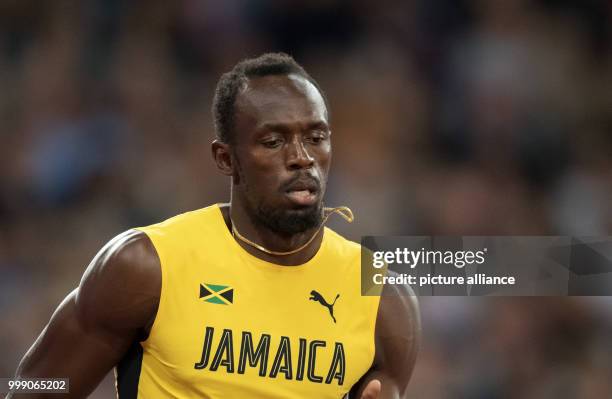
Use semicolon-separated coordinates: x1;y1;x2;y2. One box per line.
351;282;421;399
8;230;161;399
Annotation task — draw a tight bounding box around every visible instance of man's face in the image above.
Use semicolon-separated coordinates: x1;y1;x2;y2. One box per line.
231;74;331;236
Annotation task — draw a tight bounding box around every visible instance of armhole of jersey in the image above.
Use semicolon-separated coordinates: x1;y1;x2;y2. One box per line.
360;249;382;380
356;247;382;361
369;279;383;369
347;251;383;399
115;341;144;398
115;227;166;398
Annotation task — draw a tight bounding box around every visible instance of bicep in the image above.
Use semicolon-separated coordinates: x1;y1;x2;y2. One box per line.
11;230;161;399
376;290;421;398
13;289;137;398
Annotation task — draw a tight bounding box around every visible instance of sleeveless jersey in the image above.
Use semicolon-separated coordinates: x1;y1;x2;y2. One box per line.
116;204;380;398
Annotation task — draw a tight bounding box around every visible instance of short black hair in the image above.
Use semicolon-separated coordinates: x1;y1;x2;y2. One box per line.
212;52;327;143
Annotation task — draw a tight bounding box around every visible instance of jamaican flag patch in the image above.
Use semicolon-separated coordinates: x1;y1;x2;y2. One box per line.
199;283;234;305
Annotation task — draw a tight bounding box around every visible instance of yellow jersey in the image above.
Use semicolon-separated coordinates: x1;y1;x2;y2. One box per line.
116;204;380;398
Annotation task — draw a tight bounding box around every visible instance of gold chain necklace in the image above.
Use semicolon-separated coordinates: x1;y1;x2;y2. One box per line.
231;206;354;256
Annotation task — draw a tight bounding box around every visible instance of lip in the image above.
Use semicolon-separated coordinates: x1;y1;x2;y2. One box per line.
284;189;318;206
284;179;319;206
285;180;318;193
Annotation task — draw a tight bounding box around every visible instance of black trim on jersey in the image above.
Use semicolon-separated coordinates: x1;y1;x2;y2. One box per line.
116;341;144;398
347;283;383;399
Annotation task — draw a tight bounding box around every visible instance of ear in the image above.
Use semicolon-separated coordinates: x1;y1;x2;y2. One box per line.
211;139;233;176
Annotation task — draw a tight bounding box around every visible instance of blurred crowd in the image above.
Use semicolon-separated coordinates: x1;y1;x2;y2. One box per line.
0;0;611;397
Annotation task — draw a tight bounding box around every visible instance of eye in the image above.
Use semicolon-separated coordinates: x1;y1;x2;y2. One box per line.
306;131;328;145
261;138;283;148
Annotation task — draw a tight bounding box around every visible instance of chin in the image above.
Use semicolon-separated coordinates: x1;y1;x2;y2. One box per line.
254;201;323;236
286;203;319;213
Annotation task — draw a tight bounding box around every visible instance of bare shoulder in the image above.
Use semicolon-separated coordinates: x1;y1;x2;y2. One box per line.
377;277;420;339
75;229;161;335
379;272;419;316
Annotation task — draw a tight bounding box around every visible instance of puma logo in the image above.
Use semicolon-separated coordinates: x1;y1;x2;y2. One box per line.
309;290;340;323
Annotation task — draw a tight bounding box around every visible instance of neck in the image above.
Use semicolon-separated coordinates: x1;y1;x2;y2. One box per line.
220;201;324;266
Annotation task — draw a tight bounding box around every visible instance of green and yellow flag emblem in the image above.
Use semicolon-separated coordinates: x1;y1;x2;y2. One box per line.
199;283;234;305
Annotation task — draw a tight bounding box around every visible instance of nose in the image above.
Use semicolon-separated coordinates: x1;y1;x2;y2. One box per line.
286;136;314;170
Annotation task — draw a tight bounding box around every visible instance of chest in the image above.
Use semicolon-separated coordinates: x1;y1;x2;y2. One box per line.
141;259;375;398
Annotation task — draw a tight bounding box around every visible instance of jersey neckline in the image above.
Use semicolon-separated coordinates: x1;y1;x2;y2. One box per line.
213;203;329;271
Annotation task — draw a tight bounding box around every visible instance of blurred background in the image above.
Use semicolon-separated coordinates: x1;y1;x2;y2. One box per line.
0;0;611;397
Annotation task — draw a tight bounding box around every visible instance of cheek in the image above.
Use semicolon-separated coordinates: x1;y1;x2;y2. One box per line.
239;153;284;191
316;146;332;174
248;157;283;180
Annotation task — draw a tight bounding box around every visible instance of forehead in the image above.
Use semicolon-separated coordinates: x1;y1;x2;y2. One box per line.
234;74;328;132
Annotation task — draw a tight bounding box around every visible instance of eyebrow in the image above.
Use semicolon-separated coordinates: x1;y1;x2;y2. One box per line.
306;121;330;131
257;120;330;133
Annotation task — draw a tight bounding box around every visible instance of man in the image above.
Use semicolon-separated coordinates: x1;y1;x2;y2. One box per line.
10;53;420;398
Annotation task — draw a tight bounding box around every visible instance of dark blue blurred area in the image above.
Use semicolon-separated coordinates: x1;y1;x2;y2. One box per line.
0;1;611;397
